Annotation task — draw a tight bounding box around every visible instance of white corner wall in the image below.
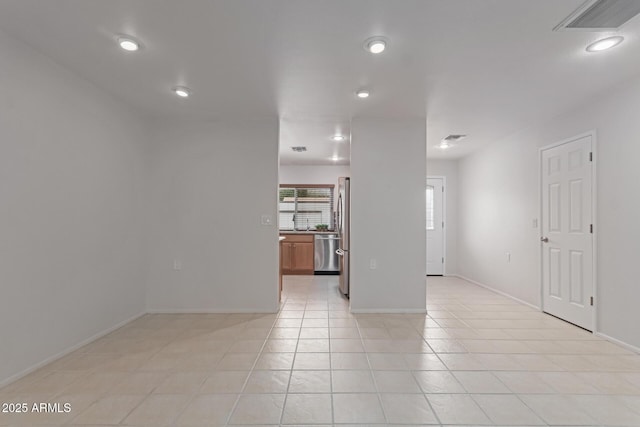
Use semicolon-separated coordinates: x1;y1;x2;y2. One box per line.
426;159;458;275
458;75;640;349
350;118;426;312
0;31;149;385
146;119;280;312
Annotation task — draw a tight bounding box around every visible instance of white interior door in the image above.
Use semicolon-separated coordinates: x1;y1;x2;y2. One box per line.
541;135;593;330
427;178;444;275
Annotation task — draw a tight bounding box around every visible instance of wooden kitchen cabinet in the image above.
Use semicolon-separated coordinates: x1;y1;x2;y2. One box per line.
292;242;314;272
280;234;314;275
281;240;293;271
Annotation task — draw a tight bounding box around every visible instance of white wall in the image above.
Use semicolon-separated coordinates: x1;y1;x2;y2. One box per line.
0;31;148;385
350;118;426;312
458;137;540;304
146;119;280;312
426;159;458;275
279;164;350;186
458;75;640;348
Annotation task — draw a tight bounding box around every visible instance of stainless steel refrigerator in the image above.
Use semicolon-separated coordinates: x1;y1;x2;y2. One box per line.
336;177;350;296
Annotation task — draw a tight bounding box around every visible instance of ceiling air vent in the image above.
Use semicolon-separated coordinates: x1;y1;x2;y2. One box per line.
555;0;640;31
291;146;307;152
443;134;467;142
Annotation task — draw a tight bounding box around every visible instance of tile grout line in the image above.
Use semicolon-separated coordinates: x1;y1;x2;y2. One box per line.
68;314;232;427
425;302;500;425
413;314;446;426
167;314;242;427
277;281;304;426
223;312;282;426
355;312;391;425
328;294;336;427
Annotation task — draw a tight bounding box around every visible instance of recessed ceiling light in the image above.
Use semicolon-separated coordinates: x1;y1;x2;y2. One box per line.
331;155;340;161
117;36;141;52
332;135;346;142
172;86;191;98
586;36;624;52
438;142;450;150
364;37;387;54
356;90;370;99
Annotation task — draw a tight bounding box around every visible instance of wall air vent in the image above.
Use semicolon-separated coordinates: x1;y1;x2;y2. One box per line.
291;146;307;152
555;0;640;31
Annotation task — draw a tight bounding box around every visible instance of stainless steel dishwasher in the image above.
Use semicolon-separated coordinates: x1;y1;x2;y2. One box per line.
314;234;340;274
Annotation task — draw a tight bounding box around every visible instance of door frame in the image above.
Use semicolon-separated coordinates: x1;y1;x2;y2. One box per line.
427;176;446;276
538;130;598;332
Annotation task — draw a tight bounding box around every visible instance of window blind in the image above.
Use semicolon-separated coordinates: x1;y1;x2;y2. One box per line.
279;185;335;231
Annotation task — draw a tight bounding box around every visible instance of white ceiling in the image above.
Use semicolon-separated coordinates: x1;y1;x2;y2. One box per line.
1;0;640;163
279;117;351;165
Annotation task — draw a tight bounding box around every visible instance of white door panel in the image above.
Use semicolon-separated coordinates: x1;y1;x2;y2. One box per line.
427;178;444;275
541;135;593;330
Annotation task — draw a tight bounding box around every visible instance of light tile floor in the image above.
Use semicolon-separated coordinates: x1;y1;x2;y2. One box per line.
1;275;640;426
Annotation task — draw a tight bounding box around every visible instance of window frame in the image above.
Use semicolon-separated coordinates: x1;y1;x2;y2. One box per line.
426;184;435;231
279;183;335;231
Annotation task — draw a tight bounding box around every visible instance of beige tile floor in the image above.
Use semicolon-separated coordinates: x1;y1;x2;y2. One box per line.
1;275;640;426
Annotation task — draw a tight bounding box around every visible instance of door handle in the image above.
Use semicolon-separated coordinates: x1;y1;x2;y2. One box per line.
540;237;549;243
336;248;344;256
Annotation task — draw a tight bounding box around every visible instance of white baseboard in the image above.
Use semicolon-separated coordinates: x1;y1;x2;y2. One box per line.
0;311;146;389
147;308;278;314
454;274;541;311
594;332;640;354
350;308;427;314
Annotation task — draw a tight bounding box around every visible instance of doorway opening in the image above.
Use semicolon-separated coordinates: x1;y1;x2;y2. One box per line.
277;118;351;305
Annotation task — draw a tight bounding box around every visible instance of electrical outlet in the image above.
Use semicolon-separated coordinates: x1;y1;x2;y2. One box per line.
173;260;182;271
532;218;538;228
369;259;377;270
